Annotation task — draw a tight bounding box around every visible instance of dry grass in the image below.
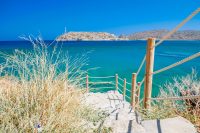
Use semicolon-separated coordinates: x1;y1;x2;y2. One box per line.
0;37;106;132
139;69;200;132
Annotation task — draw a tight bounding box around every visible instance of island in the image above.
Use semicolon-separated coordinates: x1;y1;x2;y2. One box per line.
56;30;200;41
56;32;128;41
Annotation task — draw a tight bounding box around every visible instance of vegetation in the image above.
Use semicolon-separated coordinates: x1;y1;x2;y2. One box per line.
139;69;200;132
0;37;107;132
0;36;199;133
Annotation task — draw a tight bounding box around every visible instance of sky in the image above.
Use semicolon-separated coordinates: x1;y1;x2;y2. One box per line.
0;0;200;40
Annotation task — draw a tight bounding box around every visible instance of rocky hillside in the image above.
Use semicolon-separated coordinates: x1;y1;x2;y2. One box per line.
128;30;200;40
56;32;128;41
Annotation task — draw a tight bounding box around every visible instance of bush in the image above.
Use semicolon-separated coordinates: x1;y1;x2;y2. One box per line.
0;37;102;132
140;69;200;132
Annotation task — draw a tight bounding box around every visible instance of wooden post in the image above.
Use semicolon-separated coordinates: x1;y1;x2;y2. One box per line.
115;74;118;92
86;75;89;93
131;73;137;109
144;38;155;109
123;78;126;101
135;82;141;107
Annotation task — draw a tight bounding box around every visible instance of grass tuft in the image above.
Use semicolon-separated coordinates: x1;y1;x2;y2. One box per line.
0;37;104;132
139;69;200;132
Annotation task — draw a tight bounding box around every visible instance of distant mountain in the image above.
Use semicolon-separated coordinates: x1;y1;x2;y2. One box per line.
128;30;200;40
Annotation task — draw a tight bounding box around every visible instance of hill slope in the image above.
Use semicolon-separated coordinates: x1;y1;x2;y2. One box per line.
128;30;200;40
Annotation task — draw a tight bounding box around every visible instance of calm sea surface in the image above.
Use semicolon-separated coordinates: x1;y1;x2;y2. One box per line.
0;40;200;97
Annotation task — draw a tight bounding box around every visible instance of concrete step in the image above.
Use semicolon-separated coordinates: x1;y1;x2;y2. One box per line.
84;91;146;133
104;107;146;133
84;91;197;133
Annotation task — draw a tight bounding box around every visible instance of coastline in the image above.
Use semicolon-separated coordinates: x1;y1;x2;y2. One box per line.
56;39;200;42
1;39;200;43
56;30;200;41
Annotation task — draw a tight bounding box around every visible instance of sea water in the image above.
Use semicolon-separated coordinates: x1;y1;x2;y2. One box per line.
0;40;199;97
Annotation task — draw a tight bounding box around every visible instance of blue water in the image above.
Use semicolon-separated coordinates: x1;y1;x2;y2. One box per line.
0;40;200;97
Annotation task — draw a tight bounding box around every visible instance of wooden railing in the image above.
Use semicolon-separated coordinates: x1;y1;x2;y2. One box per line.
133;8;200;109
85;7;200;110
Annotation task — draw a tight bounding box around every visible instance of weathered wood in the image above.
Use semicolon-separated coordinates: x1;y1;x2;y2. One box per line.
144;38;155;109
123;78;126;101
135;82;141;107
131;73;137;109
86;75;89;93
115;74;118;92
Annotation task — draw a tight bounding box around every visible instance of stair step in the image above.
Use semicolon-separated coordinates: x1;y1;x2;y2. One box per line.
84;91;146;133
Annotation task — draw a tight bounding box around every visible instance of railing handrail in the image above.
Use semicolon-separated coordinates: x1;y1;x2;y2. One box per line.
153;51;200;75
150;95;200;101
135;8;200;78
89;76;115;79
84;8;200;110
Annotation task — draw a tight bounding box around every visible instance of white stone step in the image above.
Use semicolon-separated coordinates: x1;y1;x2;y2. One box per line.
84;91;197;133
84;91;146;133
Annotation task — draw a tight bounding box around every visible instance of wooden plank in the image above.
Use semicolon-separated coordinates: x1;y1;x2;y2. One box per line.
144;38;155;109
135;82;141;107
123;78;126;101
131;73;137;109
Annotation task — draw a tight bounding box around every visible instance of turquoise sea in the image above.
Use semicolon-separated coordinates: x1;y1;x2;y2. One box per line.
0;41;200;98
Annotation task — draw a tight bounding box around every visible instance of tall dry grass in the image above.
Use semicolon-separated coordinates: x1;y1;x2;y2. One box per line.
0;37;102;132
